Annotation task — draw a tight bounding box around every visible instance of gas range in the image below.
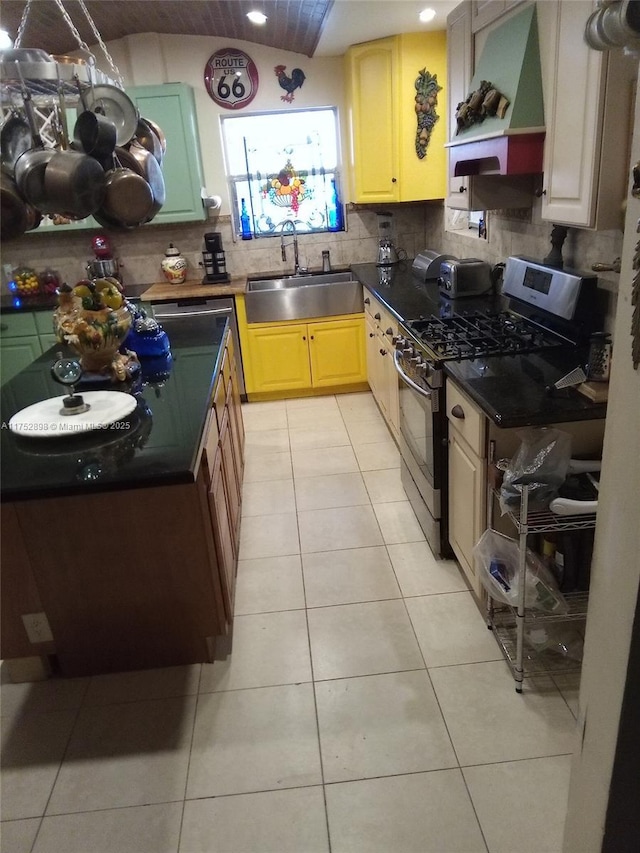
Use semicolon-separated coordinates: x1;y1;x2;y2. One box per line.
394;256;600;389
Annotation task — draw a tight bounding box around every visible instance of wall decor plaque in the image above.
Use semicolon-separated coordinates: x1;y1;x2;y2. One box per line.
204;48;259;110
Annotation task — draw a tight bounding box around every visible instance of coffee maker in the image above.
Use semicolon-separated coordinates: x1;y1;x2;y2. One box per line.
202;232;230;283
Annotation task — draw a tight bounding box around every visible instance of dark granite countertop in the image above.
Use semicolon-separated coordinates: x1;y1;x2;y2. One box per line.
1;317;228;502
350;262;607;428
1;282;152;314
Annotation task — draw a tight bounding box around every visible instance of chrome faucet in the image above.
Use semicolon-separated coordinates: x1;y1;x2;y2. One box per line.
279;219;305;275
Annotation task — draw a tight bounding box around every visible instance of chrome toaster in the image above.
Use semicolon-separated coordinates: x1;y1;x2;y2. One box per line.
438;258;492;298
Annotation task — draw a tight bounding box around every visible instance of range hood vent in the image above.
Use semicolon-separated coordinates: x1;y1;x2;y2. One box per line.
446;4;545;177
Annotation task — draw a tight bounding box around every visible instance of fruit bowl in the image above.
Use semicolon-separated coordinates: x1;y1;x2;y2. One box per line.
53;278;134;377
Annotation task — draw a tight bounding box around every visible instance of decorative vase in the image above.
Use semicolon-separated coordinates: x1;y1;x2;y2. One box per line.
161;243;188;284
53;284;134;377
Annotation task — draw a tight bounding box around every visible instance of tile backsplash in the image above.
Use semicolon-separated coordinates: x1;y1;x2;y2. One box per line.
2;200;622;329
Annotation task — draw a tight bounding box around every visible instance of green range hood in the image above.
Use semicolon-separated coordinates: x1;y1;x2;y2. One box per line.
446;4;545;177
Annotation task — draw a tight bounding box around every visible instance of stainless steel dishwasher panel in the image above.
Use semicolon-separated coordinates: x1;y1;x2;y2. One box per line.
151;297;246;397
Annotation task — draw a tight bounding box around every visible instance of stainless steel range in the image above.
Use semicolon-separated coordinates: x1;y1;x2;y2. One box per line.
393;256;599;556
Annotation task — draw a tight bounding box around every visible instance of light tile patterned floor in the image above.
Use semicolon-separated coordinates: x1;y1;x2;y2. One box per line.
0;393;579;853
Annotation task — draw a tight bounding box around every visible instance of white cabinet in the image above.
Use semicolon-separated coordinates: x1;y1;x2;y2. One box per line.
446;1;473;210
446;0;535;212
363;289;399;438
471;0;524;32
446;379;486;598
540;0;636;230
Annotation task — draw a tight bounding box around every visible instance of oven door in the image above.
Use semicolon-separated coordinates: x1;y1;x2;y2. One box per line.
393;351;444;553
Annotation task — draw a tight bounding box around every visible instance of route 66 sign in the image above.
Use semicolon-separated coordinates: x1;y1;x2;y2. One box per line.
204;48;259;110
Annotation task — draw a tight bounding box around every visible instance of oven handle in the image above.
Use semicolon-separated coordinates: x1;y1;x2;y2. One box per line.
393;350;432;400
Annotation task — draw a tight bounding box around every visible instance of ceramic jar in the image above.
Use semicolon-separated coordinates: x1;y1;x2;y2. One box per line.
161;243;188;284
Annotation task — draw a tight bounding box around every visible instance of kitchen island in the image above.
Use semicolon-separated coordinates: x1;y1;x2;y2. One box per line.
1;315;244;678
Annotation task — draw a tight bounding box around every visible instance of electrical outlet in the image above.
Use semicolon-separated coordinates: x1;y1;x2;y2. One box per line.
21;612;53;644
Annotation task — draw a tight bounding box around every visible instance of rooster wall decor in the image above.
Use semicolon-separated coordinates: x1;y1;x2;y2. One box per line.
274;65;306;103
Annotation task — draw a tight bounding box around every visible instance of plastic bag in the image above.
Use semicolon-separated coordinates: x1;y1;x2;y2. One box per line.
525;624;584;662
499;427;572;515
473;528;568;614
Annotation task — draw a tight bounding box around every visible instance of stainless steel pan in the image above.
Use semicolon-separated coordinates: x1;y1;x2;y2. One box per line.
44;150;106;219
1;110;32;172
127;142;165;221
13;86;57;212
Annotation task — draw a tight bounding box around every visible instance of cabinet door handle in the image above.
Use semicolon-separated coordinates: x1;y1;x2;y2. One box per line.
364;297;370;304
535;187;547;197
310;335;314;340
451;404;465;419
380;348;386;356
391;177;397;183
369;332;375;338
458;185;467;193
302;335;306;341
374;312;381;321
385;327;393;336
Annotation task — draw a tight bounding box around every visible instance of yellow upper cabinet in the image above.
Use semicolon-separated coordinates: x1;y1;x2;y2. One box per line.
345;32;447;204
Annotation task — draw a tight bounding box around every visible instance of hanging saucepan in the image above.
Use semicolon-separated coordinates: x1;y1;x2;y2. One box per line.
131;117;163;165
127;142;165;221
43;150;106;219
98;157;154;227
83;84;139;147
144;117;167;158
1;110;32;173
13;86;58;212
0;163;41;238
72;76;117;168
73;109;117;168
112;145;146;177
1;165;29;239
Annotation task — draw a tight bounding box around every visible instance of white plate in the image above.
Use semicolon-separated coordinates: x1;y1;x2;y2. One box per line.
8;391;137;439
83;84;139;146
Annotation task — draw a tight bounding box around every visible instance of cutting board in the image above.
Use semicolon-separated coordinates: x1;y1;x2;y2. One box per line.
8;391;137;439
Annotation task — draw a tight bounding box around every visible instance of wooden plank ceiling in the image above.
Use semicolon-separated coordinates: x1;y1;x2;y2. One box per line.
0;0;334;58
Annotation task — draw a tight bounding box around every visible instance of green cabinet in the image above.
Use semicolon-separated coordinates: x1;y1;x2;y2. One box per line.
129;83;206;224
1;310;56;385
35;83;205;233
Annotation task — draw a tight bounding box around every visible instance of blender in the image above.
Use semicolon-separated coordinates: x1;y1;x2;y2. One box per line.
376;212;402;266
86;234;121;282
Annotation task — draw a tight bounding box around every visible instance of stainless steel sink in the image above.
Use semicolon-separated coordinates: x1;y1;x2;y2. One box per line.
245;270;362;323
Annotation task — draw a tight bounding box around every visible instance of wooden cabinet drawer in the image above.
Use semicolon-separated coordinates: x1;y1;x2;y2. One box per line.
446;381;485;457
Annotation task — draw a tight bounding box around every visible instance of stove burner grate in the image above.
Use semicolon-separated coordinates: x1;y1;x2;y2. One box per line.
404;311;564;361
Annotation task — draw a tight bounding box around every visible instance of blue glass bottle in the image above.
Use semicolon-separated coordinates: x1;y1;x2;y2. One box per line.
327;179;343;232
240;198;253;240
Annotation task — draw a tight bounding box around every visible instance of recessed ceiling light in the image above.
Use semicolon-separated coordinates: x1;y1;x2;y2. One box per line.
419;8;437;23
247;11;268;25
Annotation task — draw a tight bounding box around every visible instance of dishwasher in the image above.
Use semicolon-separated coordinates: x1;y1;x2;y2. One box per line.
151;297;246;397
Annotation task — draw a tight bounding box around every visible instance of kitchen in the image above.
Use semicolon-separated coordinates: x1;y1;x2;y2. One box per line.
1;1;639;852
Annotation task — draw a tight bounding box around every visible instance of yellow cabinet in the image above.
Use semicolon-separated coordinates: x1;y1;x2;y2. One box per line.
246;324;312;393
241;313;367;398
345;32;447;203
308;317;367;388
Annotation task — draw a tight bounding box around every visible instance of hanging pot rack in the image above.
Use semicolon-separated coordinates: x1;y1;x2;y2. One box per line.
1;0;123;109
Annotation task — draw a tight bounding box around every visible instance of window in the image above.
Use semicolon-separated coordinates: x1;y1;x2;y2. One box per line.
221;108;344;238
